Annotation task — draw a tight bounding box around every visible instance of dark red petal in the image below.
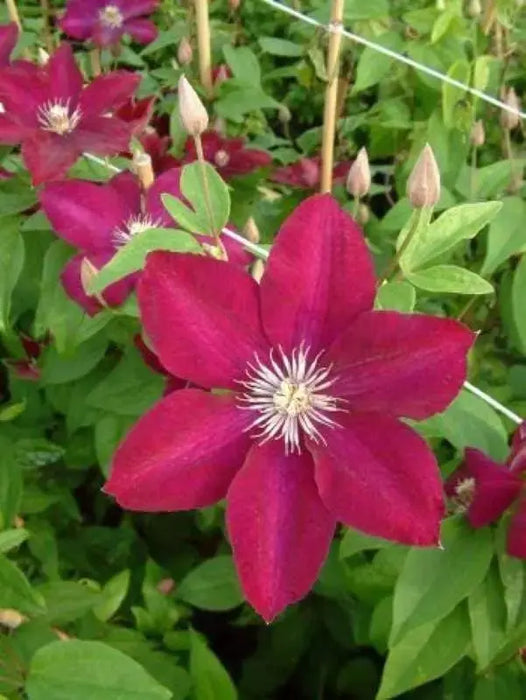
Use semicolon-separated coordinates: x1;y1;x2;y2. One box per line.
145;167;182;226
463;448;522;528
39;179;129;251
310;412;444;546
105;389;251;510
271;158;320;189
107;171;142;214
0;63;47;125
92;23;123;48
0;23;18;66
327;311;475;420
48;43;83;104
260;194;376;353
79;71;141;117
74;116;133;155
121;0;158;18
221;148;271;179
0;115;33;144
507;497;526;559
138;252;269;389
125;18;158;44
59;0;97;40
226;442;336;622
22;132;79;185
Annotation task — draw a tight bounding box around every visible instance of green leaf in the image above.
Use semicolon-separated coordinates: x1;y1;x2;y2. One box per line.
177;556;243;612
378;604;471;699
390;518;493;643
38;581;102;624
94;570;131;622
482;197;526;274
340;528;393;558
0;177;37;215
0;527;29;554
375;281;416;313
473;55;493;92
511;255;526;353
90;228;200;294
498;552;525;632
407;265;493;295
0;553;46;615
468;561;507;670
0;436;22;532
353;33;402;93
189;629;237;700
40;333;108;385
258;37;303;57
0;217;24;332
180;163;230;236
26;640;172;700
442;60;471;128
223;45;261;84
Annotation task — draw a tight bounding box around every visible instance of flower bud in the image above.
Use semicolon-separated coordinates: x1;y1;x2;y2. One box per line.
133;151;155;190
346;147;371;198
80;257;100;297
178;75;209;137
467;0;482;18
157;578;175;595
278;104;291;123
37;47;50;66
214;149;230;168
243;216;260;244
0;609;27;630
501;87;521;130
407;143;441;208
177;37;193;66
470;120;485;147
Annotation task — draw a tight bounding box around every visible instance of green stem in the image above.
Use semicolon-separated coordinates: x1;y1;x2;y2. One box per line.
193;135;227;258
469;145;478;200
379;207;432;285
352;196;360;219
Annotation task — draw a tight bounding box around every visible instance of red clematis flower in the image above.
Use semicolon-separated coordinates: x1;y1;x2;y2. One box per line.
5;332;48;381
105;194;474;621
60;0;158;48
446;423;526;558
134;334;187;395
139;128;179;174
0;23;18;67
272;156;351;190
182;131;271;180
115;95;156;136
0;44;140;185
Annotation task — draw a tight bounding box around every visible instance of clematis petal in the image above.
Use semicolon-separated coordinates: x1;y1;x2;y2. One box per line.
0;63;47;125
79;72;141;117
125;18;158;44
507;498;526;559
59;0;100;40
48;44;83;104
462;448;522;528
0;115;33;144
74;116;134;155
226;441;336;622
138;252;270;389
310;412;444;546
0;23;18;66
22;132;79;185
145;166;183;226
121;0;159;18
92;22;123;48
327;311;475;420
221;148;272;179
39;179;131;251
107;171;142;215
61;250;134;315
260;194;376;354
105;389;251;510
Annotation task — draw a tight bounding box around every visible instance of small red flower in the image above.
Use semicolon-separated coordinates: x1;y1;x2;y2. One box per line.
105;194;474;621
60;0;158;48
0;44;140;184
139;129;179;174
5;332;48;381
115;95;156;136
272;156;351;190
182;131;271;180
446;425;526;559
0;23;18;68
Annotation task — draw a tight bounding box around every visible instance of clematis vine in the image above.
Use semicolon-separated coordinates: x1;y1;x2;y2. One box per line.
272;156;351;190
446;423;526;559
105;194;474;621
181;131;271;180
0;44;140;184
60;0;158;48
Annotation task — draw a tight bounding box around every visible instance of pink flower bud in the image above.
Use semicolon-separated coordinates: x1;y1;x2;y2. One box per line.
178;75;209;137
501;87;521;130
407;143;441;208
467;0;481;17
470;120;485;147
177;37;193;66
346;147;371;198
157;578;175;595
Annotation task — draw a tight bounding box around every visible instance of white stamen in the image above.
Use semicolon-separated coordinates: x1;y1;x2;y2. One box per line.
99;4;124;29
452;477;476;513
112;214;160;247
239;346;343;454
214;149;230;167
37;99;82;136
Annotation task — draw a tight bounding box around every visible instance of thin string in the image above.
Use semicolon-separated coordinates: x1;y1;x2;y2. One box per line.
81;150;523;426
259;0;526;122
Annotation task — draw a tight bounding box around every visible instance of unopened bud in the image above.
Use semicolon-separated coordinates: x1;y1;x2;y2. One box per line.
37;47;50;66
470;120;485;147
0;609;27;629
467;0;482;17
214;65;230;87
346;147;371;199
356;203;370;226
177;37;193;66
501;88;521;130
243;216;260;244
157;578;175;595
251;258;265;283
133;151;155;190
278;104;291;123
407;143;441;208
178;75;209;137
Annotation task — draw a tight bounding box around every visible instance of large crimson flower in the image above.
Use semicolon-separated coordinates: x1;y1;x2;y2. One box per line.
182;131;271;180
272;156;351;190
446;423;526;559
60;0;158;48
0;44;139;184
105;195;473;621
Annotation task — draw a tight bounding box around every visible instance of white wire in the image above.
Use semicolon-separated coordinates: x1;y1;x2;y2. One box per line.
463;381;522;425
260;0;526;122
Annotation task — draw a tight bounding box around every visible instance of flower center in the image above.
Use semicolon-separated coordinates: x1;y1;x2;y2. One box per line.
451;477;476;513
37;99;82;135
99;4;124;28
214;149;230;167
239;346;342;454
112;214;159;247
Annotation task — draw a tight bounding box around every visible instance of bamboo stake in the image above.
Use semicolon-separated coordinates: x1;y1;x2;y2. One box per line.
194;0;213;97
320;0;344;193
39;0;53;54
5;0;22;29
